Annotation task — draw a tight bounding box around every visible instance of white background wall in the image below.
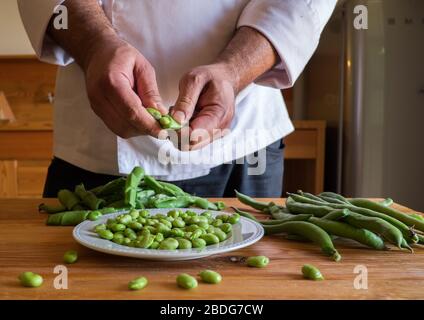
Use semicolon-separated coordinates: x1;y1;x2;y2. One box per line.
0;0;34;55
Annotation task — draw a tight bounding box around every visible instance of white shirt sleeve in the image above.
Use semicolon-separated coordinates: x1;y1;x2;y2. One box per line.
237;0;337;89
17;0;74;66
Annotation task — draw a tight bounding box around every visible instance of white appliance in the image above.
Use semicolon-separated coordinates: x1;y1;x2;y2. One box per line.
301;0;424;210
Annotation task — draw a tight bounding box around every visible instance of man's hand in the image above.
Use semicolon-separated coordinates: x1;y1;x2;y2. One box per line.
171;27;278;150
84;36;167;138
47;0;166;139
172;64;236;150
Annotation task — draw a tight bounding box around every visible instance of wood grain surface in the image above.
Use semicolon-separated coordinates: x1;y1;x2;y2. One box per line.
1;198;423;300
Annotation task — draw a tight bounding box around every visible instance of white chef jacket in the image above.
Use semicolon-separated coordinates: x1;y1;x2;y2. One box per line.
18;0;336;180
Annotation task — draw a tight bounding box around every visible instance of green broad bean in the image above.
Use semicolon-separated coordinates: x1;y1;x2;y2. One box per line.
216;214;229;222
197;221;209;229
155;224;171;236
212;219;223;227
150;241;160;249
143;226;156;234
199;270;222;284
184;232;193;240
176;273;198;289
128;276;148;290
129;209;140;219
201;211;212;218
185;224;200;232
172;218;185;228
192;238;207;248
155;233;165;242
220;223;232;233
200;233;220;245
170;228;185;238
123;237;132;246
167;210;181;218
18;272;43;288
228;214;240;225
189;229;203;240
110;223;126;232
159;219;173;229
138;228;150;237
213;228;227;242
137;217;147;224
119;214;132;225
124;229;137;240
88;210;102;221
94;224;106;232
138;234;155;248
113;233;125;245
302;264;324;281
63;250;78;264
159;238;179;250
177;238;192;249
98;229;114;240
128;221;143;231
246;256;269;268
139;210;150;218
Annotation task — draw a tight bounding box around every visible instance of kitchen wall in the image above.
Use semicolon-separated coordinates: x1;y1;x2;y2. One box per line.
0;0;34;55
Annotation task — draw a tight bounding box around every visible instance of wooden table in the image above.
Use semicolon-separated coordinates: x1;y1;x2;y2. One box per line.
1;198;423;300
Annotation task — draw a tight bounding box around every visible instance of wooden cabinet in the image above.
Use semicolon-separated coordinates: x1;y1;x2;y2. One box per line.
284;120;326;194
0;128;52;197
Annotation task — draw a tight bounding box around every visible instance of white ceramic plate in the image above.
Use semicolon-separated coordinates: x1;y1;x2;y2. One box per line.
73;208;264;261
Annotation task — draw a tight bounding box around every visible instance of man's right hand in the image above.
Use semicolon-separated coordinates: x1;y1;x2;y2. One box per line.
47;0;166;139
83;36;167;138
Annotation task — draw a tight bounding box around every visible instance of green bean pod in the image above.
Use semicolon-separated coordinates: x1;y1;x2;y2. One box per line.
288;195;417;242
343;211;403;248
318;192;350;203
309;217;386;250
159;181;186;196
349;198;424;233
58;189;80;210
153;196;194;208
321;209;349;221
46;210;90;226
286;197;334;217
94;177;126;196
75;184;105;210
263;221;341;261
159;115;182;130
297;190;327;203
38;203;67;214
235;190;270;211
124;167;145;208
318;195;349;205
144;175;176;197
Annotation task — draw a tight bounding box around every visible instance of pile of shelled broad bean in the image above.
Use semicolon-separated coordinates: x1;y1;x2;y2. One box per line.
39;166;225;226
234;190;424;261
94;209;240;249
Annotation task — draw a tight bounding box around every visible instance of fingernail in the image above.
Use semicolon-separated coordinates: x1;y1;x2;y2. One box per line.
173;111;186;124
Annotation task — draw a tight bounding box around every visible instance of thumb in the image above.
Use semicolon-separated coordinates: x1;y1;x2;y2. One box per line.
134;58;167;114
171;72;207;124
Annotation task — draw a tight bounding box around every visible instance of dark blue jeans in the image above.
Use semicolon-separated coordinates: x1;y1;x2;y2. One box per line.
43;140;284;198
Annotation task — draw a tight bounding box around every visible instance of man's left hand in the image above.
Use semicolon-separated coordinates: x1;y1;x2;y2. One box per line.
171;63;237;150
